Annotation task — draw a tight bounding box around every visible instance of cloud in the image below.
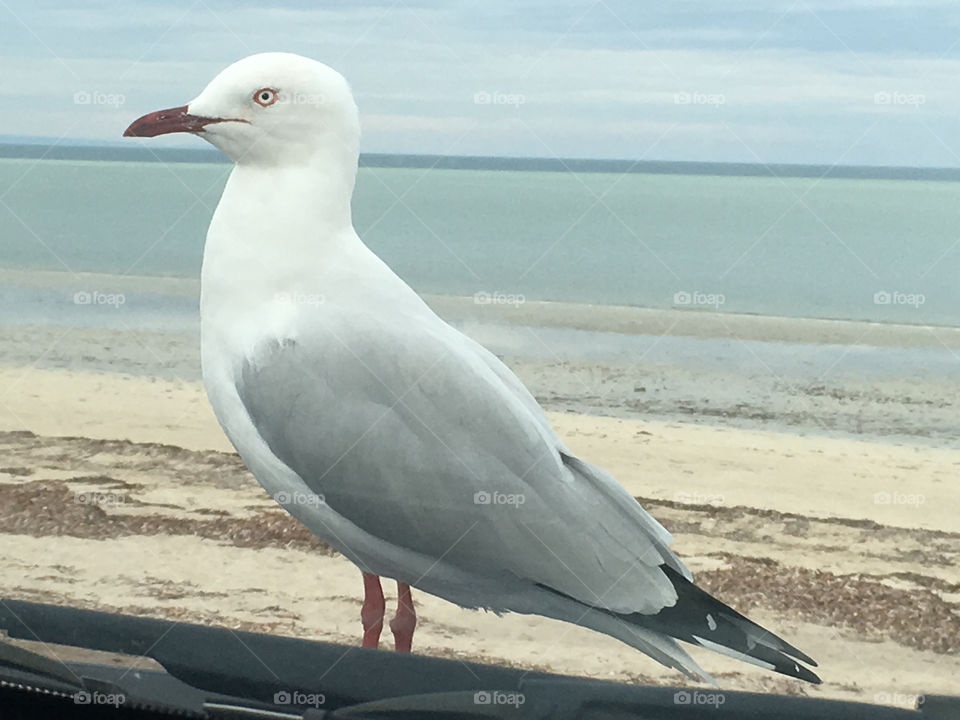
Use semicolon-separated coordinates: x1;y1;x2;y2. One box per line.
2;1;960;165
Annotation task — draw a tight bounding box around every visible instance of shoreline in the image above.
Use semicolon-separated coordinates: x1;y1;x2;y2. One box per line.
2;324;958;448
3;267;958;447
2;266;959;447
3;268;960;346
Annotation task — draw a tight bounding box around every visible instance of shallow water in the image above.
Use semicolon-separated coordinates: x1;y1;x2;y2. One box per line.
2;156;959;326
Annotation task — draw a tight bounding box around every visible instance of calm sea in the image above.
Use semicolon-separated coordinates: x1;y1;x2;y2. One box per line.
1;154;959;326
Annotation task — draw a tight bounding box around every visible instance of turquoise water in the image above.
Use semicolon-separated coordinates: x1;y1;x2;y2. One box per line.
1;157;959;326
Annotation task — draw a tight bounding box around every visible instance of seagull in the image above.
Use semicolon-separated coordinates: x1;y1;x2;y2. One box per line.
124;52;820;685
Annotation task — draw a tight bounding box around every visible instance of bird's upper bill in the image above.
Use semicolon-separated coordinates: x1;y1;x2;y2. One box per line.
122;106;241;138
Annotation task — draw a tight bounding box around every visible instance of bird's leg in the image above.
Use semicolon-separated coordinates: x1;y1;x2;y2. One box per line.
360;572;385;648
389;581;416;652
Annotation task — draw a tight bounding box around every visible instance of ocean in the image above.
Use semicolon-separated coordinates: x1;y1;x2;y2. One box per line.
1;151;959;327
2;147;959;445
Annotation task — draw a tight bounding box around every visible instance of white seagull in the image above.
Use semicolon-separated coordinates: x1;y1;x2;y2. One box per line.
124;52;820;685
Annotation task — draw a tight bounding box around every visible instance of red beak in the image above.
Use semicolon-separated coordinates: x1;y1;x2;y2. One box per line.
123;105;235;138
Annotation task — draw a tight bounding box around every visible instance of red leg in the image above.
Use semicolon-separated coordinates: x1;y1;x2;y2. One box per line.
360;572;385;648
389;581;416;652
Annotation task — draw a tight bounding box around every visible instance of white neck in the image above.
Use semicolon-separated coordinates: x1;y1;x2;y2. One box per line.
227;145;356;238
201;152;358;311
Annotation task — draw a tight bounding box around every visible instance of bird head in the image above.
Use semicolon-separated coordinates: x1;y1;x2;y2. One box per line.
124;52;360;168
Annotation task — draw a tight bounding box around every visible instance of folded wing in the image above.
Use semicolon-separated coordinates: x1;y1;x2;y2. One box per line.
236;307;686;615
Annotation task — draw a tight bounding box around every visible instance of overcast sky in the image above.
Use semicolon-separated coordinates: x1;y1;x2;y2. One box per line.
2;0;960;165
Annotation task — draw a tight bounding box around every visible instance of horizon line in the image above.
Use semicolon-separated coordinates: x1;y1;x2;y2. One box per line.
2;137;960;180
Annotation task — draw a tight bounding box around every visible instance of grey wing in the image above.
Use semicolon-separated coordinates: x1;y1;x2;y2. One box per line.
237;310;686;614
461;332;693;583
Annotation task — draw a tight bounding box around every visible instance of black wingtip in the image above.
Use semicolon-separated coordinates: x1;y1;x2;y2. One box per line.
726;612;817;668
782;661;822;684
643;566;822;684
534;566;822;684
696;627;823;684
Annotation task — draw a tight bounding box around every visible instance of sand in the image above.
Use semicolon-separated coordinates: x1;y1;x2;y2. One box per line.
1;365;957;708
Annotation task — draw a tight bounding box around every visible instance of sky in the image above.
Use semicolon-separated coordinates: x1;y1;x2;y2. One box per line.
2;0;960;166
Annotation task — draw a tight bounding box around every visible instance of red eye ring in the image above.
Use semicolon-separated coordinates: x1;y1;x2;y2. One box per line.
253;88;279;107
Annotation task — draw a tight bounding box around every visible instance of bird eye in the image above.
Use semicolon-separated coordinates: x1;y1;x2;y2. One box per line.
253;88;279;107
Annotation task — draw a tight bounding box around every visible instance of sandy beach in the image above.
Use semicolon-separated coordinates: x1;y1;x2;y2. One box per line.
0;271;957;707
1;338;957;708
